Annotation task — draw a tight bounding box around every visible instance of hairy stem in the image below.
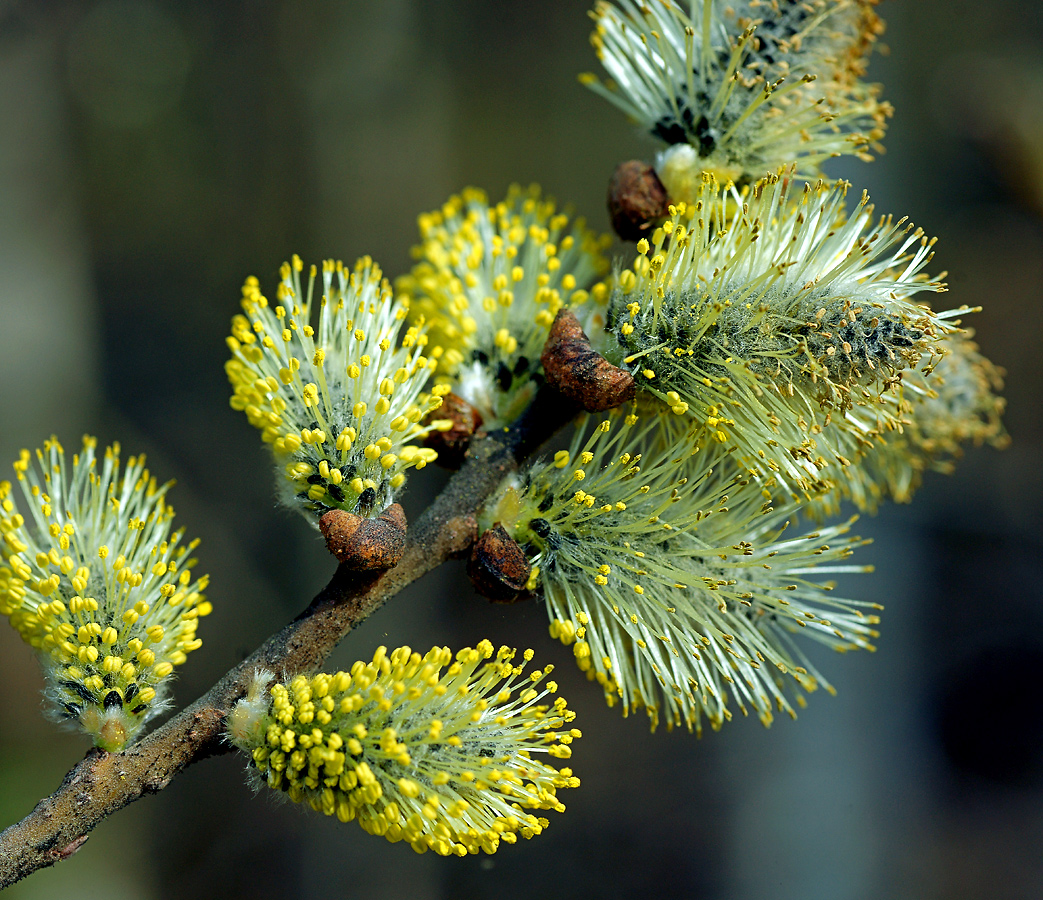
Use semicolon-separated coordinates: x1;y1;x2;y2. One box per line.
0;391;573;889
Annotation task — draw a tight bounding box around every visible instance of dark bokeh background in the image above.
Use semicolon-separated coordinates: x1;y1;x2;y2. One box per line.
1;2;1041;898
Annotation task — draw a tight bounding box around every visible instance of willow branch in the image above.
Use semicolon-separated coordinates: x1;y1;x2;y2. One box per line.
0;391;574;889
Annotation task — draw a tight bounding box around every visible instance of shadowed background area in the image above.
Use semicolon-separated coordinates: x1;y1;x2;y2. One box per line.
1;1;1041;898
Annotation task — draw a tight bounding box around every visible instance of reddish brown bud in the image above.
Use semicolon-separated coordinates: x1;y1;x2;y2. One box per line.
319;503;407;571
423;392;484;468
541;309;636;412
467;524;531;603
608;160;670;242
57;835;90;861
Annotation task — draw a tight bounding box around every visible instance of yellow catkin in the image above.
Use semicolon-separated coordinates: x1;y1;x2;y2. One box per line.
0;437;210;751
585;0;890;197
479;411;877;735
602;171;963;501
226;256;444;520
227;644;580;856
396;185;611;428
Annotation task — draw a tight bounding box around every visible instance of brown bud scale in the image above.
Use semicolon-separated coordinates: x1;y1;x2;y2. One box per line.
467;524;531;604
608;160;670;242
541;309;636;412
423;392;484;468
319;503;407;571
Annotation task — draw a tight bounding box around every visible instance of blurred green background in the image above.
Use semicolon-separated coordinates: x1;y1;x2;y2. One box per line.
1;1;1041;897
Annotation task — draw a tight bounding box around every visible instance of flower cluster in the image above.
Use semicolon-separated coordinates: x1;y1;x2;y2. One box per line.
481;414;876;733
583;0;890;201
396;185;612;428
227;642;579;856
226;255;447;520
599;171;961;499
0;0;1014;874
0;437;210;751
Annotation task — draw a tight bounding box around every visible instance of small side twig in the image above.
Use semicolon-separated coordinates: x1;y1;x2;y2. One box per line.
0;395;569;889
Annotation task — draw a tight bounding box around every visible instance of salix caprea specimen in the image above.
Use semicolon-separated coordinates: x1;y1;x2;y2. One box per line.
0;0;1016;881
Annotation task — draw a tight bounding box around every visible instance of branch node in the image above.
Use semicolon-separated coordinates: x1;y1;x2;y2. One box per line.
145;777;172;794
444;515;479;558
56;835;89;861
